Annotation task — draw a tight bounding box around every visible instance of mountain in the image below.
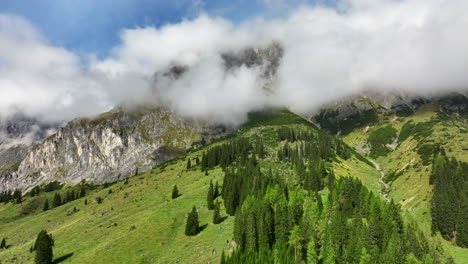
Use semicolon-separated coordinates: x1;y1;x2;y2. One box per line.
0;108;462;264
0;115;58;180
0;42;285;194
313;92;468;261
0;106;227;193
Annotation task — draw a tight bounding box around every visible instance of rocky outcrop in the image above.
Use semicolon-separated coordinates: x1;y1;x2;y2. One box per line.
0;116;58;175
311;92;468;135
0;107;226;192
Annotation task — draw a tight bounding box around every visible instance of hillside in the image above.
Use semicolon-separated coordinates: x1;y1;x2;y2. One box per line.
0;109;457;263
319;97;468;263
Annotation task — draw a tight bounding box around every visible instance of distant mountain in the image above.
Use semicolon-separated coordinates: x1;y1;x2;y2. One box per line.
0;107;227;192
0;109;459;264
0;115;58;176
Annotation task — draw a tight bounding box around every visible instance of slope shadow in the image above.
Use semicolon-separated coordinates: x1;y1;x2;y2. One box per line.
53;252;74;263
199;224;208;233
218;216;228;224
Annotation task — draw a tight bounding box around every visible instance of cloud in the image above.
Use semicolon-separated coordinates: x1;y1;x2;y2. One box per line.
0;0;467;125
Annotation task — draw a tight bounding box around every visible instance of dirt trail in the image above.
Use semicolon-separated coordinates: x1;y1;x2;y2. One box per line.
369;159;390;202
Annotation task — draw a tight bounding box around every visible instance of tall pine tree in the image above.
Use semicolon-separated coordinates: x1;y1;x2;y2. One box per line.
207;180;215;210
185;206;200;236
43;199;49;211
172;185;180;199
213;201;222;224
34;230;54;264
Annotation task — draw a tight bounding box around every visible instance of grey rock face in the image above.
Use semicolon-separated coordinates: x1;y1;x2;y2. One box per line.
0;116;58;176
0;107;225;192
221;42;284;80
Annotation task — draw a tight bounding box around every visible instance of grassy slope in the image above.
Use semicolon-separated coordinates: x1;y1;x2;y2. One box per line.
0;110;381;264
342;103;468;263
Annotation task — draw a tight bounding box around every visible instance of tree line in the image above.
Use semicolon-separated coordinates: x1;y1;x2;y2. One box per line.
430;152;468;248
212;127;453;263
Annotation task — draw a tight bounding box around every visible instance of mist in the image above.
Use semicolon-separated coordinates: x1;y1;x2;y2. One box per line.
1;0;467;125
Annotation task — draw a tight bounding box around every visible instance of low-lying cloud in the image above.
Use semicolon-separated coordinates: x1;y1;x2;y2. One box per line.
1;0;467;125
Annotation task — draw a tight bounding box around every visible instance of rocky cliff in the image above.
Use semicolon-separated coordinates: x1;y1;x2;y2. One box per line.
0;107;225;192
311;92;468;135
0;116;58;176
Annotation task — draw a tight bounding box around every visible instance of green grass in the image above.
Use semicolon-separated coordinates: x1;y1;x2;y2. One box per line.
1;105;466;263
0;150;233;264
0;118;382;264
342;102;468;263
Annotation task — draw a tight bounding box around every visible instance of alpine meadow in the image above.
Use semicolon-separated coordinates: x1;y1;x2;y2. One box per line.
0;0;467;263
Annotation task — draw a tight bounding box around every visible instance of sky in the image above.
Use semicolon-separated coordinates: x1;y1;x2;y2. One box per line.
0;0;467;125
0;0;319;57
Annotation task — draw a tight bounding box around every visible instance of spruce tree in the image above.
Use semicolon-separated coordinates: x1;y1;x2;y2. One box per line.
0;238;5;249
220;250;226;264
207;180;214;210
43;199;49;211
185;206;199;236
213;201;221;224
80;187;86;197
172;185;179;199
13;189;22;204
214;181;220;198
34;230;54;264
186;158;191;170
52;193;61;208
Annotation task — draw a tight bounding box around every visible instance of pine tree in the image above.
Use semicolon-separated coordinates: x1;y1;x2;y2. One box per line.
213;201;222;224
307;235;319;264
0;238;5;249
13;189;22;204
289;225;303;262
214;181;220;198
185;206;200;236
34;230;54;264
172;185;179;199
220;250;226;264
43;199;49;211
52;193;61;208
187;158;191;170
207;180;215;210
359;247;371;264
80;187;86;197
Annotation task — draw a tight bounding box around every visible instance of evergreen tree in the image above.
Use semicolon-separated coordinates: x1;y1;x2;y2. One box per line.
52;193;61;208
13;189;22;204
80;187;86;198
220;250;226;264
0;238;5;249
214;181;220;198
34;230;54;264
207;180;215;210
185;206;200;236
43;199;49;211
213;201;222;224
359;248;371;264
196;156;200;166
289;225;303;262
186;158;191;170
307;235;319;264
172;185;180;199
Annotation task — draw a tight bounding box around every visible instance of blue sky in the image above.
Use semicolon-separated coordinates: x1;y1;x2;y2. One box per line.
0;0;325;57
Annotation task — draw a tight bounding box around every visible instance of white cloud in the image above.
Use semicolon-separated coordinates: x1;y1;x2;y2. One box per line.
0;0;467;125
